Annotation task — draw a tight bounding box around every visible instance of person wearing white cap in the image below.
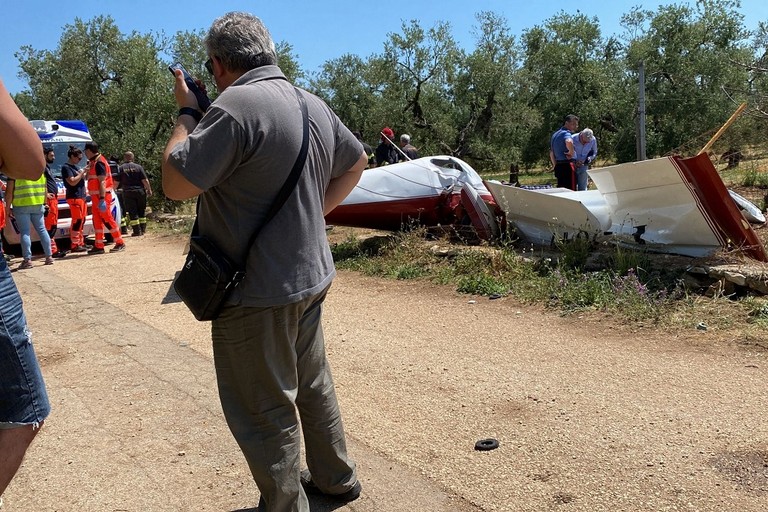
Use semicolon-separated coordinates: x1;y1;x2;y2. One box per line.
572;128;598;191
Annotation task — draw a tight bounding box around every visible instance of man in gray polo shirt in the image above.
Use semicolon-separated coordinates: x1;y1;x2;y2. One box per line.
161;12;367;512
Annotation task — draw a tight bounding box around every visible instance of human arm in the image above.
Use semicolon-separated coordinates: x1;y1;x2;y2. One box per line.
65;166;87;186
4;179;14;217
91;160;109;211
142;177;153;197
62;164;88;186
323;151;367;215
565;138;576;160
0;79;45;180
161;117;204;200
95;174;108;211
161;69;205;201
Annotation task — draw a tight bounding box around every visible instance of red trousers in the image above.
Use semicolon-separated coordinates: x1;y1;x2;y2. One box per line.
45;195;59;253
90;192;124;249
67;197;87;249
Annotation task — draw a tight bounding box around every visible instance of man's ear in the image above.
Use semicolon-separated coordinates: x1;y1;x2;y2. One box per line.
212;56;223;76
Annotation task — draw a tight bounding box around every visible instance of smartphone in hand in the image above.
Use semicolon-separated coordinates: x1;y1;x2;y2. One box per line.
168;62;211;112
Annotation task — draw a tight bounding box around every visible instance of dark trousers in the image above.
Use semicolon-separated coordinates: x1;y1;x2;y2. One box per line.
554;161;576;190
123;189;147;234
123;189;146;222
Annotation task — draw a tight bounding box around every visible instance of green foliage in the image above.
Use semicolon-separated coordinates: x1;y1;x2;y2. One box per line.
554;234;593;270
276;41;304;85
15;16;191;210
519;11;620;167
741;168;768;188
546;270;614;312
744;297;768;326
610;243;652;276
619;0;751;159
329;226;685;323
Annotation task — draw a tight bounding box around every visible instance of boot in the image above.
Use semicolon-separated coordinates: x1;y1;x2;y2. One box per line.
131;224;141;237
139;222;147;235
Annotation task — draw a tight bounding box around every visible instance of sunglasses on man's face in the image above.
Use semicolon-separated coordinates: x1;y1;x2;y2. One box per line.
205;58;213;76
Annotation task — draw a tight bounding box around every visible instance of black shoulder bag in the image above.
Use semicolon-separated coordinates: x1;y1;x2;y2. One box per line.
173;88;309;321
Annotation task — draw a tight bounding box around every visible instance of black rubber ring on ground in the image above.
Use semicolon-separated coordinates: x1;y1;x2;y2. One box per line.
474;438;499;451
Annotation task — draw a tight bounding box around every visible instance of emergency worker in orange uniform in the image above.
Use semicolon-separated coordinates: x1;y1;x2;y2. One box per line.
42;146;63;258
83;142;125;254
60;145;88;252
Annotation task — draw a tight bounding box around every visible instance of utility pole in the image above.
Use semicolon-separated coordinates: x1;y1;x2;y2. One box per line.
636;61;647;161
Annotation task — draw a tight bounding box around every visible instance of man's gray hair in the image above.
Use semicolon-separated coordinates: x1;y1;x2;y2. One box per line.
205;12;277;72
400;134;411;144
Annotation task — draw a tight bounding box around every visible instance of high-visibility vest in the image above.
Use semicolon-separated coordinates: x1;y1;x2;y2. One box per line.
87;153;114;196
12;175;47;207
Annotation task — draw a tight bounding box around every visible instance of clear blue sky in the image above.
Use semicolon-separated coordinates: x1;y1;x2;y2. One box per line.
2;0;766;94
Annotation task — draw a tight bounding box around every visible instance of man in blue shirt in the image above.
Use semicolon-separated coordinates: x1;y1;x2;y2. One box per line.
572;128;598;191
549;114;579;190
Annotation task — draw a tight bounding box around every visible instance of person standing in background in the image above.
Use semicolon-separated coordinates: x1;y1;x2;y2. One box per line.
83;142;125;254
549;114;579;190
375;127;398;166
117;151;152;236
4;165;54;269
571;128;597;191
42;146;64;258
398;134;418;161
60;145;88;252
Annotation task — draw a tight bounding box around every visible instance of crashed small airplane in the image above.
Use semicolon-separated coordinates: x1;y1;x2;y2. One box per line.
487;153;767;261
326;153;767;262
325;156;499;239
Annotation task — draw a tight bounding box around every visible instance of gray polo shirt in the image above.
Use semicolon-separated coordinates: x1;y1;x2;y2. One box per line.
169;65;363;307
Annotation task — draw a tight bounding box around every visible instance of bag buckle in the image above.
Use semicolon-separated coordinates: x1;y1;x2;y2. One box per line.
224;270;246;292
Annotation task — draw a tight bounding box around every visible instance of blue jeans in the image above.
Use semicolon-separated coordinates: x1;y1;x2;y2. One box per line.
212;286;356;511
13;204;52;260
0;258;51;426
575;165;589;191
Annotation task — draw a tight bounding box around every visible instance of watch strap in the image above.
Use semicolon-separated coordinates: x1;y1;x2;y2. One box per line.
178;107;202;122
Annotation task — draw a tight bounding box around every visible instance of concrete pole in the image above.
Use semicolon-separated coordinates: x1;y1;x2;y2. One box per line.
637;61;647;161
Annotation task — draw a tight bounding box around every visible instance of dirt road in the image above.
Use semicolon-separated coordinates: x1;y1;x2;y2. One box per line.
3;233;768;511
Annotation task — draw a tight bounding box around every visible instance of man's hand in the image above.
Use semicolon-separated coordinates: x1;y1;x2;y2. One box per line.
98;199;107;212
172;69;205;111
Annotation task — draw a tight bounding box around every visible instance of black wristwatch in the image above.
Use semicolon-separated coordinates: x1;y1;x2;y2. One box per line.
178;107;202;122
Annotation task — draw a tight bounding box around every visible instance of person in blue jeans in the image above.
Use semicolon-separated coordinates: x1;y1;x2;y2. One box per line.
4;164;53;269
572;128;598;191
0;77;51;508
